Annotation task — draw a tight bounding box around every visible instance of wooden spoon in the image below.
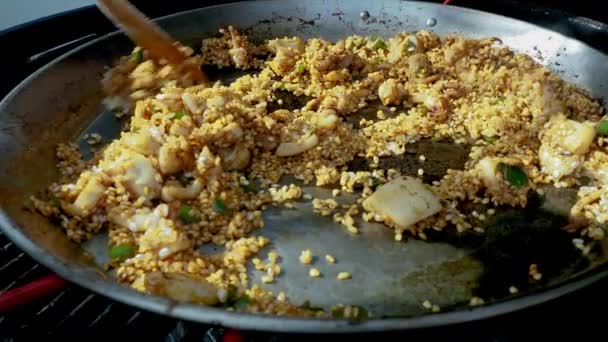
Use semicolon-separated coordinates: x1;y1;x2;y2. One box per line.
97;0;206;83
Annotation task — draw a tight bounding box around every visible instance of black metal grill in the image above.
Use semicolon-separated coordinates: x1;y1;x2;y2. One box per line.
1;1;608;341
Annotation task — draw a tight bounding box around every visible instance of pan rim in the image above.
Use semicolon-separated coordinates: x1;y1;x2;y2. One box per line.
1;0;607;332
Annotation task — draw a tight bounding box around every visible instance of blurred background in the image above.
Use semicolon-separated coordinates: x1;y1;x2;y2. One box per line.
0;0;605;32
0;0;95;31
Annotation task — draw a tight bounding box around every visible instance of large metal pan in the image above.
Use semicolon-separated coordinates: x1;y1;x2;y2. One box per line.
1;0;608;333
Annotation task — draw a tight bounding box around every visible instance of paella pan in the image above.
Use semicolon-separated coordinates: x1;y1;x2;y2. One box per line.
1;0;608;332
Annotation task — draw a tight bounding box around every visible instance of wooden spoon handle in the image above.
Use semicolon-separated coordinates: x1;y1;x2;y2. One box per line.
97;0;205;82
97;0;186;64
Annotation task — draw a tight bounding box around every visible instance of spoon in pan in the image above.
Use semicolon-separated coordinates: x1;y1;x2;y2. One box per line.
97;0;207;83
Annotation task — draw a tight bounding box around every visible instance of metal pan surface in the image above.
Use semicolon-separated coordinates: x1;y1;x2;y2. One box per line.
1;0;608;332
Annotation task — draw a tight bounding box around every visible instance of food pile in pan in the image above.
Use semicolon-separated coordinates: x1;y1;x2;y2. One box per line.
32;26;607;318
